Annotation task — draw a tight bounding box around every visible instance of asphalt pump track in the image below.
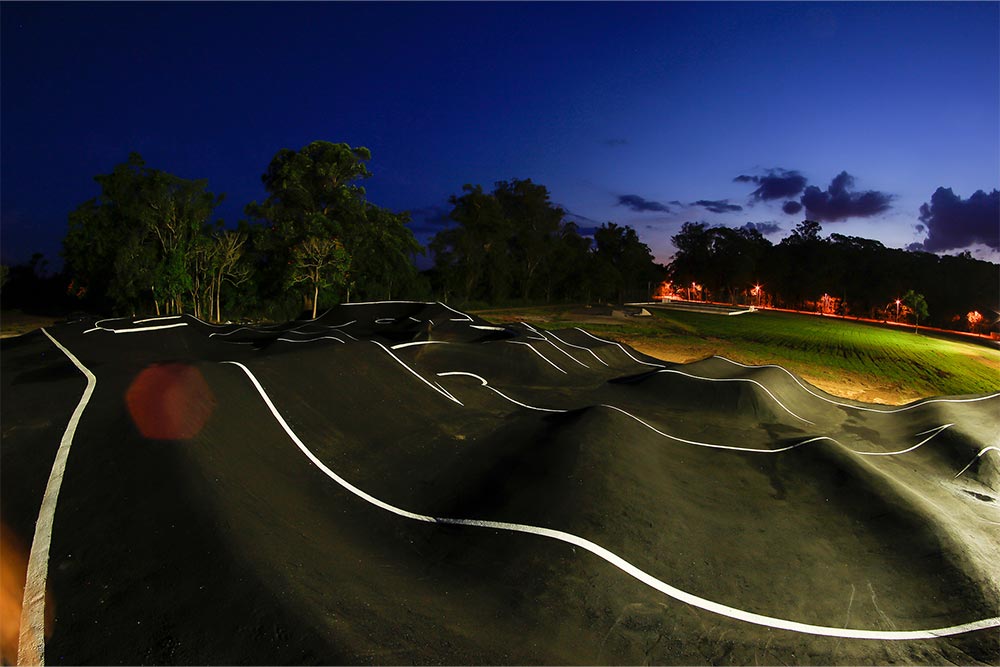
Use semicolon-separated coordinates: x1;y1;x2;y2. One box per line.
2;301;998;664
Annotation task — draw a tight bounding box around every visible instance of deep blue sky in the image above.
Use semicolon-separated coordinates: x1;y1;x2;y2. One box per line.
2;2;998;270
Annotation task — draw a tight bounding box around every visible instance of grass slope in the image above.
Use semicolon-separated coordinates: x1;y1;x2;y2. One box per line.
473;305;1000;402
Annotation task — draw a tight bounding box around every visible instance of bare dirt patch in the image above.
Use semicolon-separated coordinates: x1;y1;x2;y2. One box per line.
0;311;62;338
622;337;923;406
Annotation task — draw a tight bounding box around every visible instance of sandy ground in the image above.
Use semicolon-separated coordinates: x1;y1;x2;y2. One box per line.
2;304;998;665
0;311;63;338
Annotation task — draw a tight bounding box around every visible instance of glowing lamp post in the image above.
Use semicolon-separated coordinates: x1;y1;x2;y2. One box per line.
751;284;761;307
895;299;901;322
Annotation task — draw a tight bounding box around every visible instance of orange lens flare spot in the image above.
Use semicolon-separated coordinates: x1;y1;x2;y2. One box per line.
126;363;216;440
1;521;53;663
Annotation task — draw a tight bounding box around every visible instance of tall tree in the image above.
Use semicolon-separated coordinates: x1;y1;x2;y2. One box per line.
64;153;223;315
287;237;351;319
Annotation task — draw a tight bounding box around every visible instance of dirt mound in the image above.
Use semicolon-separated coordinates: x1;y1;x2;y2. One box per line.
2;301;998;664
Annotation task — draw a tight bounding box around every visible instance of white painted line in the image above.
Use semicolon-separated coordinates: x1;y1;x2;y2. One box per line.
520;323;590;369
713;356;1000;414
132;315;183;324
19;330;98;666
108;322;189;334
375;318;396;324
507;340;567;374
470;325;506;331
655;369;813;425
371;341;463;405
726;309;755;316
854;424;953;456
225;361;1000;641
954;446;1000;479
436;372;567;413
82;327;100;334
275;336;346;344
544;329;609;367
342;300;432;306
390;341;452;350
574;328;666;368
437;301;474;321
209;327;260;338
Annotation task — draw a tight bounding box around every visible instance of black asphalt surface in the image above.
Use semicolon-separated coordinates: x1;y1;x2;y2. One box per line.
2;301;998;665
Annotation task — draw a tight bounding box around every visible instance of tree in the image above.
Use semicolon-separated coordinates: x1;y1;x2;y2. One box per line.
64;153;223;315
902;289;929;333
593;223;659;303
287;237;351;319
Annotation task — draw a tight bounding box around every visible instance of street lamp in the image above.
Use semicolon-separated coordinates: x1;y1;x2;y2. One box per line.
895;299;901;322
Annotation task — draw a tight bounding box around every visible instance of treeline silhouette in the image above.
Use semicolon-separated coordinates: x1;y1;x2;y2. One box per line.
1;139;995;334
668;220;998;332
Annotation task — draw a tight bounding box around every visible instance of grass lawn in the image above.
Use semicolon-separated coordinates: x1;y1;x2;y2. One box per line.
472;304;1000;403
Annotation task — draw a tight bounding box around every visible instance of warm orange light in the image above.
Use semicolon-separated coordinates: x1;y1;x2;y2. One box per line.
126;363;216;440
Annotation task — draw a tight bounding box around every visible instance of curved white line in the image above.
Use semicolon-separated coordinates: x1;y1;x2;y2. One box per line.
507;341;567;374
437;371;488;385
19;330;98;665
470;325;506;331
375;318;396;324
132;315;183;324
543;329;609;367
574;328;666;368
91;322;189;334
223;360;1000;641
854;424;953;456
391;341;452;350
713;356;1000;413
275;336;346;344
437;301;474;321
342;300;432;306
655;369;813;425
371;341;463;405
954;446;1000;479
520;323;590;369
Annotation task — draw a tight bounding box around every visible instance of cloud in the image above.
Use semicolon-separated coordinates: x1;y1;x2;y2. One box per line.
741;221;782;236
562;208;602;227
692;199;743;213
799;171;892;221
782;201;803;215
406;204;453;235
735;169;808;201
616;194;671;213
917;187;1000;251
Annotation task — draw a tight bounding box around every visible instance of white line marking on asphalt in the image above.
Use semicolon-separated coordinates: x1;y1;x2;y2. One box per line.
437;301;474;321
574;328;666;368
507;341;567;374
371;341;463;405
854;424;954;456
655;369;814;425
520;323;590;368
713;356;1000;413
275;336;346;344
19;330;97;666
954;446;1000;479
544;329;609;366
224;360;1000;641
132;315;183;324
391;341;452;350
436;372;568;413
470;324;506;331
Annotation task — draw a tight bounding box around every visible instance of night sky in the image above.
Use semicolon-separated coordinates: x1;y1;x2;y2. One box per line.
2;2;998;271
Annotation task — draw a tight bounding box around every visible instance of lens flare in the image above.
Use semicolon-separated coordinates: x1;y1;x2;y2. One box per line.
1;521;54;664
126;363;216;440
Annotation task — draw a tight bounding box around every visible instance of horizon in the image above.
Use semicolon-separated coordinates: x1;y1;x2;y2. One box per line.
2;2;998;270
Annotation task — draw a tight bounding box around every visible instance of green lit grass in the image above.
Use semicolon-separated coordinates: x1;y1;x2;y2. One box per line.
473;305;1000;399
